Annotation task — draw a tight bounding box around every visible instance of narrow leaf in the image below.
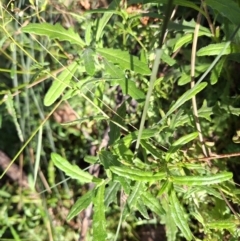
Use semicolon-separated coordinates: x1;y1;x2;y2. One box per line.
104;181;121;207
123;182;145;220
22;23;85;47
197;43;240;56
51;153;94;183
172;172;233;186
162;82;207;121
136;198;150;219
93;184;107;241
67;189;94;220
142;191;165;216
44;61;78;106
166;132;198;161
169;190;193;241
96;12;113;42
110;165;166;182
83;48;95;76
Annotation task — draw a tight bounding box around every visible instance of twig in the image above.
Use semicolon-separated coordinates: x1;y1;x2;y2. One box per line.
190;4;209;160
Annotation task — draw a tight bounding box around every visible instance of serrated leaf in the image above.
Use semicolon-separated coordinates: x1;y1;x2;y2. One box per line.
142;191;165;216
99;151;120;169
136;198;150;219
96;48;151;75
171;172;233;186
104;181;121;207
22;23;85;47
83;48;95;76
110;165;166;182
206;0;240;25
198;100;213;121
51;153;94;183
169;190;193;241
44;61;78;106
67;189;94;220
206;219;236;230
93;184;107;241
197;43;240;56
210;57;226;85
123;182;145;220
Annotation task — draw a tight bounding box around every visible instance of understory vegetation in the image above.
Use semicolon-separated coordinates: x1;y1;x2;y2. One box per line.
1;0;240;240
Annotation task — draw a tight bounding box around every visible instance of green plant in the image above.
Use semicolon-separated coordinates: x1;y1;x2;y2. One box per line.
1;0;240;240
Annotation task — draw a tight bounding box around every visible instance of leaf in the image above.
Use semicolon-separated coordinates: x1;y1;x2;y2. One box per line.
110;165;166;181
82;48;95;76
166;132;198;161
206;0;240;25
174;32;211;52
117;79;145;102
93;184;107;241
123;182;145;220
142;191;165;216
104;181;121;207
103;59;125;79
162;82;208;121
67;189;94;220
161;51;176;66
115;128;159;147
22;23;85;47
108;101;126;145
96;12;113;42
197;43;240;56
206;219;236;230
136;198;150;219
210;57;226;85
171;172;233;186
44;61;78;106
99;151;121;170
96;48;151;75
198;100;213;121
169;190;193;241
4;91;24;142
51;153;96;183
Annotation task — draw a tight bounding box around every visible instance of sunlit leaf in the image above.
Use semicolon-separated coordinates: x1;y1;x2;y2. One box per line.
96;48;151;75
93;184;107;241
82;48;95;76
171;172;233;186
110;165;166;181
67;189;94;220
44;61;78;106
51;153;97;183
197;43;240;56
142;191;165;216
169;190;193;241
22;23;85;47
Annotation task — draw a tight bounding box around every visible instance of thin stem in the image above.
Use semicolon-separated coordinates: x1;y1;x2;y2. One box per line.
191;5;209;159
